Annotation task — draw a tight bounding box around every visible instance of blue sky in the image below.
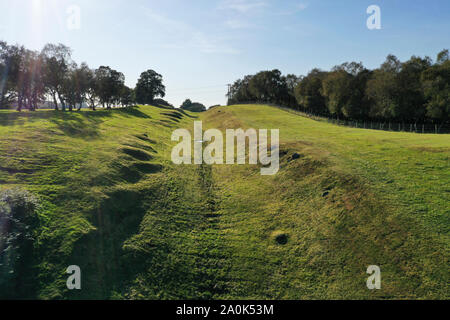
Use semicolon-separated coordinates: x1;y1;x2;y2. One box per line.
0;0;449;107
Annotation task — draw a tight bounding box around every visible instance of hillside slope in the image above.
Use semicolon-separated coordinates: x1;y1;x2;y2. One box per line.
0;104;448;299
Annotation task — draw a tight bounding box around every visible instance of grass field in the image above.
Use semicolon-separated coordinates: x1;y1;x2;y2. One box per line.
0;104;448;299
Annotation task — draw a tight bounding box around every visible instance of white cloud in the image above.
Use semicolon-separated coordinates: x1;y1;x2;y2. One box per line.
220;0;268;14
276;2;309;16
225;19;253;29
141;8;239;55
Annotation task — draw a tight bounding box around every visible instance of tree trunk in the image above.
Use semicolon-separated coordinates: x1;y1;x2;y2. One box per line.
57;93;66;111
17;97;23;112
52;93;59;110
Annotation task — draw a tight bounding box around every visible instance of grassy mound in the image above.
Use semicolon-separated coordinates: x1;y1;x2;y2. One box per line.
0;104;447;299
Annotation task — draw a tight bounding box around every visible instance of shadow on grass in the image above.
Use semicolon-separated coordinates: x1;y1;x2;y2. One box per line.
114;107;152;119
177;109;199;119
0;107;153;139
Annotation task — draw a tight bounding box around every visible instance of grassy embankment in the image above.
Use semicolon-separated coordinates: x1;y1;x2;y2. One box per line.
0;104;448;299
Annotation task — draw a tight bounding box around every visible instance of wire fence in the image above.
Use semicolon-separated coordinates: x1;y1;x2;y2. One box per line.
238;103;450;134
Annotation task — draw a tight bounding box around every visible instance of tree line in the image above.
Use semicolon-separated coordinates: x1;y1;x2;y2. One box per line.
180;99;207;112
227;50;449;125
0;42;166;111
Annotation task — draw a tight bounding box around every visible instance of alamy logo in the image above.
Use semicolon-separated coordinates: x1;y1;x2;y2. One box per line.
66;5;81;30
367;5;381;30
366;265;381;290
66;265;81;290
171;121;280;175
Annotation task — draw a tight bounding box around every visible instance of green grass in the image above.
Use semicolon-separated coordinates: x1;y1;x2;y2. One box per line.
0;104;448;299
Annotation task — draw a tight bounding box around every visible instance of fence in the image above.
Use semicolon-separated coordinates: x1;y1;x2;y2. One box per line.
268;105;450;134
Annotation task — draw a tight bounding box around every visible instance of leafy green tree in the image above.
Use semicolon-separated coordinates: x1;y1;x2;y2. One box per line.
283;74;301;108
248;69;289;105
94;66;125;108
135;70;165;105
76;63;94;110
0;41;19;108
15;50;46;111
396;56;432;122
294;69;328;115
322;62;372;119
227;75;255;105
84;67;98;110
421;50;450;123
120;86;135;107
181;99;192;109
0;43;26;109
366;55;401;120
180;99;206;112
367;55;432;122
322;69;352;118
41;43;73;111
436;49;449;65
61;63;78;111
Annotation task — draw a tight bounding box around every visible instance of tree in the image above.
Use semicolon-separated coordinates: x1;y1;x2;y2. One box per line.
367;54;431;122
322;69;352;118
181;99;192;109
283;74;301;108
180;99;206;112
421;50;450;123
294;69;328;115
73;63;95;110
322;62;371;119
94;66;125;108
84;67;97;110
41;44;73;111
248;69;289;105
61;63;79;111
366;55;401;120
396;56;432;122
120;86;135;107
15;50;45;111
135;70;165;105
227;75;255;105
345;68;372;120
0;42;23;108
437;49;449;65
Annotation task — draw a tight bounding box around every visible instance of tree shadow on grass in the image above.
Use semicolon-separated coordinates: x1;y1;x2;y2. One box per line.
114;107;151;119
0;109;113;126
0;108;152;139
177;109;198;119
48;111;114;139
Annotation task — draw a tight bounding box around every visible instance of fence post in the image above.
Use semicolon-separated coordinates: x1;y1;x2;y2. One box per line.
422;124;425;134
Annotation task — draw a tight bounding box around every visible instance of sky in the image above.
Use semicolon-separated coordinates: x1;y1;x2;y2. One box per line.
0;0;449;107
